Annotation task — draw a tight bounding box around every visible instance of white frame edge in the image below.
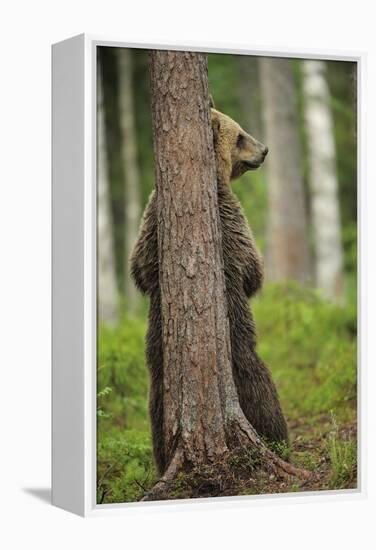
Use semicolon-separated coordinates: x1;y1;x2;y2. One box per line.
52;34;86;516
51;33;366;517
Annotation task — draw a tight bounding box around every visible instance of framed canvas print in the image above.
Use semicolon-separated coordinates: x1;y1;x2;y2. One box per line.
52;34;364;516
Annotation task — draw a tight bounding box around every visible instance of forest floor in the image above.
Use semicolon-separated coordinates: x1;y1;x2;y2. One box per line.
97;404;357;504
97;283;358;504
140;414;357;501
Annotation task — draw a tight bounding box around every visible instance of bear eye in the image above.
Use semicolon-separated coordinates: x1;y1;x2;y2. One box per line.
237;134;245;148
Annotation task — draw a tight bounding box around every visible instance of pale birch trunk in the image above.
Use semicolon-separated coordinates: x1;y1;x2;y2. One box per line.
97;62;119;326
117;49;142;311
302;60;344;301
259;58;310;284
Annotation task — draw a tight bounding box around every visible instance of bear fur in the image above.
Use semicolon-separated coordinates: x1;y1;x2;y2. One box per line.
130;105;288;475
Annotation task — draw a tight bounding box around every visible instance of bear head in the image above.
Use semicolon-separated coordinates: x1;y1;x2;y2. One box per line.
210;103;268;182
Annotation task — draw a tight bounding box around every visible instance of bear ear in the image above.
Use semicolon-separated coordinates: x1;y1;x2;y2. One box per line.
209;94;215;109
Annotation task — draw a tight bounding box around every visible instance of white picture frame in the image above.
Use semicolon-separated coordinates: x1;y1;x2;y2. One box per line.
52;33;366;517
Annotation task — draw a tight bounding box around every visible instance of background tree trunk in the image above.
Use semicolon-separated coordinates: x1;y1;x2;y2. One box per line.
238;55;262;138
147;50;307;497
302;60;344;301
97;59;119;326
117;48;142;311
259;58;310;284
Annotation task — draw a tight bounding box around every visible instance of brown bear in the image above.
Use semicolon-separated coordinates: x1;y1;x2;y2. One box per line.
130;103;288;475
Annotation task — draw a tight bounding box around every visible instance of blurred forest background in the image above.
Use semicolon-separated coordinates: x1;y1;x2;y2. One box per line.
96;48;357;504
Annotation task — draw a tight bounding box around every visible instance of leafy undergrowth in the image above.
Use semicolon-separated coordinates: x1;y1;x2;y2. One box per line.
97;282;357;504
97;430;155;504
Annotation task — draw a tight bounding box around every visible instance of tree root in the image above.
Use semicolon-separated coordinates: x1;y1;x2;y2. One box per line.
141;435;314;502
227;414;312;481
141;447;185;501
262;447;312;480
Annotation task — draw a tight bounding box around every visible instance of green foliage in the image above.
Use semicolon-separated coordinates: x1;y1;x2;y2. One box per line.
265;439;291;461
97;430;156;504
97;315;149;431
97;314;155;504
326;414;357;489
97;281;357;502
232;172;268;253
228;448;262;470
97;386;112;419
208;53;241;120
253;282;357;422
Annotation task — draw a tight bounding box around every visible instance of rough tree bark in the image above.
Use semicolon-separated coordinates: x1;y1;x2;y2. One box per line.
146;50;309;499
259;58;310;284
97;58;119;326
117;48;142;311
302;60;344;302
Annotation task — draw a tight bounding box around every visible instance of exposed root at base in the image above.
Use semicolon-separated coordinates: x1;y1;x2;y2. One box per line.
141;445;314;502
141;447;185;501
263;448;312;480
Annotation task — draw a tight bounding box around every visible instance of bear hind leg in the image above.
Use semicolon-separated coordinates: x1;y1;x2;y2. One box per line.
235;357;289;445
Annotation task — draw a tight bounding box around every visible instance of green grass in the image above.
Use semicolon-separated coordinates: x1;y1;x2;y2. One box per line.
97;281;357;503
97;314;149;431
253;283;357;424
325;413;357;489
97;429;156;504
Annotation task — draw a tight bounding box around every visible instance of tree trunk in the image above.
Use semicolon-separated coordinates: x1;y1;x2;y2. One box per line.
147;50;309;499
117;48;142;311
97;58;119;326
259;58;310;284
302;60;344;301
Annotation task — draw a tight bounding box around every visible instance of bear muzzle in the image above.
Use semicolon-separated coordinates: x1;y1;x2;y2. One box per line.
243;137;268;170
243;146;268;170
